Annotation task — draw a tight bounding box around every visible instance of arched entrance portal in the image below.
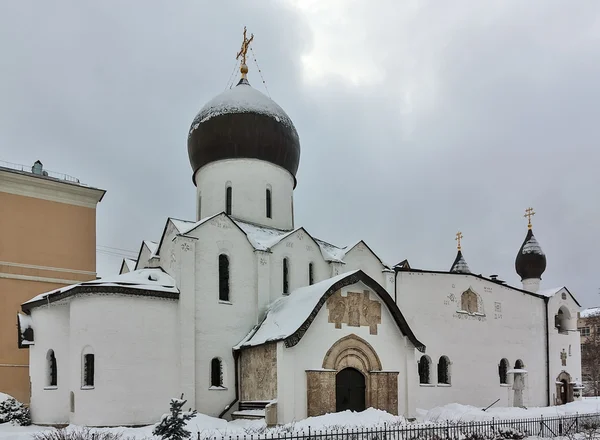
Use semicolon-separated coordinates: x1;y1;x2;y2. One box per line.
556;371;573;405
335;368;366;412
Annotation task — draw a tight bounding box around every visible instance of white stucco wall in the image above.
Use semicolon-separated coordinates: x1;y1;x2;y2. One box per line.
342;243;386;287
29;304;71;425
547;290;582;403
187;215;258;416
268;230;331;304
29;295;179;426
68;295;179;426
276;280;415;423
194;159;295;230
396;271;548;410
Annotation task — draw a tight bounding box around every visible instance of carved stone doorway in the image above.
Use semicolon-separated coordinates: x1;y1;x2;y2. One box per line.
555;371;573;405
335;368;366;412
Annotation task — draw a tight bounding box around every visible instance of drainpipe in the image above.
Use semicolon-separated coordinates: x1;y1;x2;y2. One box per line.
544;297;551;406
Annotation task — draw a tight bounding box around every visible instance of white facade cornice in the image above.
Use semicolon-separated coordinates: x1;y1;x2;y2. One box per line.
0;168;105;208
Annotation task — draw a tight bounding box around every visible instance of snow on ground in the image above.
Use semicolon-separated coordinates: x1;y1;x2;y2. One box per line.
417;398;600;423
2;400;600;440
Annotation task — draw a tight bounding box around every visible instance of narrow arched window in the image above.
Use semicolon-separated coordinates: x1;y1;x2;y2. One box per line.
438;356;450;385
499;358;509;384
83;353;95;387
308;263;314;285
219;254;230;302
211;358;223;387
418;355;431;384
515;359;524;370
283;258;289;294
266;188;272;219
47;350;57;387
225;186;232;215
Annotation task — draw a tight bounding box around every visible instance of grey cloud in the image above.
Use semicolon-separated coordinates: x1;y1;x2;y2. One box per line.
1;1;598;305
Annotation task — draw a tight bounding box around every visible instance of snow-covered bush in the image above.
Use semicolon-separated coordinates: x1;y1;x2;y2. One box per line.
153;395;197;440
0;397;31;426
33;428;123;440
493;427;525;440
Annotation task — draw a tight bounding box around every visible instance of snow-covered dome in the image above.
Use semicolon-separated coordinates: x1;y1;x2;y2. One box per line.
187;78;301;186
515;228;547;281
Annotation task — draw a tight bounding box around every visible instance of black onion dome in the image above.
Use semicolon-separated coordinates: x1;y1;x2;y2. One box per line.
450;250;471;274
515;229;547;280
187;78;301;186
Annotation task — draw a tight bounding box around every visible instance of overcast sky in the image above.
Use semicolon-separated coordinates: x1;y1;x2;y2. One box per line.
1;1;599;307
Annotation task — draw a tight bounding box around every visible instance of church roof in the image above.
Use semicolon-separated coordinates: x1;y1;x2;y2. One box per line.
173;213;370;264
515;228;547;280
236;270;425;352
450;250;471;274
22;268;178;312
187;78;301;185
537;286;581;307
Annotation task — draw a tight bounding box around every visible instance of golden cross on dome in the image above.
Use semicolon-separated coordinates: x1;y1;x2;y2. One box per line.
455;231;463;251
236;26;254;79
524;207;535;230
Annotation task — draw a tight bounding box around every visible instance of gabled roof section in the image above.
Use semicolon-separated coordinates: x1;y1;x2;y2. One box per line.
237;270;425;352
178;212;236;236
22;268;179;312
155;217;195;256
344;240;391;270
134;240;159;270
538;286;581;307
119;258;137;274
394;259;411;270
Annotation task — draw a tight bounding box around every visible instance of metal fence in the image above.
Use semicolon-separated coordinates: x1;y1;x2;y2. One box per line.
201;413;600;440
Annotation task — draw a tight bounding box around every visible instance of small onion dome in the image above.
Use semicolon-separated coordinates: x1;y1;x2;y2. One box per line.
450;250;471;274
187;78;301;186
515;228;547;280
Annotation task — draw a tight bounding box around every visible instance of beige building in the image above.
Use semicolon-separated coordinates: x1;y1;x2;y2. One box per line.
0;160;104;403
577;307;600;396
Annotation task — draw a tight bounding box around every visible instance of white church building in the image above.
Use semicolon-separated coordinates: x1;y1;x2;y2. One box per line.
18;44;582;427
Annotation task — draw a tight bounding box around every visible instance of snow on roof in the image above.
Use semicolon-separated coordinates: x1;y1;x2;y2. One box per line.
144;240;158;257
521;235;544;255
23;269;178;305
234;220;295;250
581;307;600;318
170;218;195;233
124;258;137;272
189;82;294;133
238;270;360;348
450;251;471;274
537;287;564;298
178;213;221;236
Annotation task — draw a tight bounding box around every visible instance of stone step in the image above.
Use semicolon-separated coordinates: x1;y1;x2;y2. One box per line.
238;400;271;411
231;409;266;420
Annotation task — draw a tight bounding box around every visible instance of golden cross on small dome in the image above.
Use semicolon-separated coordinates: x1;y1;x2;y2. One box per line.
455;231;463;251
524;207;535;230
236;26;254;79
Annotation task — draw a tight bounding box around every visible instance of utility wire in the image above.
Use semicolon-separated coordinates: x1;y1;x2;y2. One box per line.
225;59;240;90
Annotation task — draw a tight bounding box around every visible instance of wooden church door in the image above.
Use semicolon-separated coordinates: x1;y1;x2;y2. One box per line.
335;368;366;412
